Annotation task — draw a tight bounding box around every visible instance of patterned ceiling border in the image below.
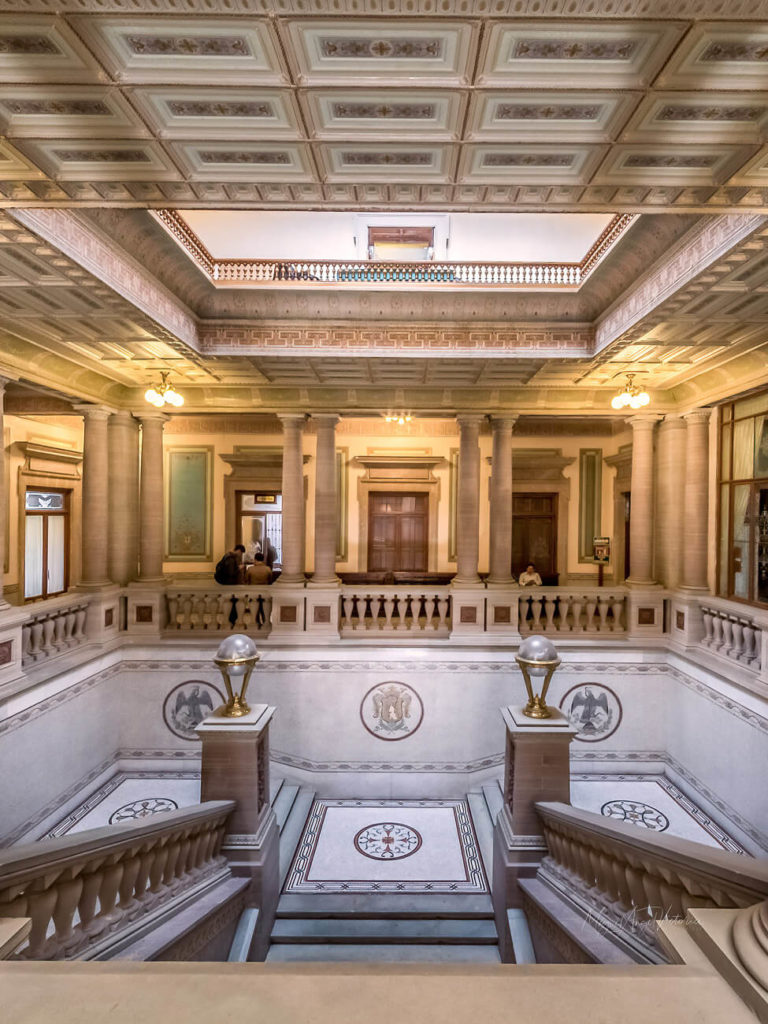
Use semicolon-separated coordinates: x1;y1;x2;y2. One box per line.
1;1;768;16
156;209;635;292
199;322;594;356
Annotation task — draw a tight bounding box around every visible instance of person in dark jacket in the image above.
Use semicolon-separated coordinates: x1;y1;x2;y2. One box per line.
214;544;245;585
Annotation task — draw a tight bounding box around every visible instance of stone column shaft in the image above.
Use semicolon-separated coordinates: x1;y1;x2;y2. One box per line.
488;416;517;584
278;414;306;583
108;412;140;586
76;405;112;588
682;409;711;590
137;413;167;582
455;415;484;583
627;415;662;586
656;416;686;590
312;414;339;583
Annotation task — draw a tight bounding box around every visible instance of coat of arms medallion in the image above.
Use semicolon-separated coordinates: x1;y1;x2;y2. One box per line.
360;681;424;741
559;683;622;742
163;680;224;741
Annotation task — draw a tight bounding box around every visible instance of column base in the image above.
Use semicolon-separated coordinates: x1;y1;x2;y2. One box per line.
486;587;521;639
449;585;486;638
625;585;666;638
305;585;341;638
270;585;306;635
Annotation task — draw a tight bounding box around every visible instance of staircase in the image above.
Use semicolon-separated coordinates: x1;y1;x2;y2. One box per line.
264;780;504;963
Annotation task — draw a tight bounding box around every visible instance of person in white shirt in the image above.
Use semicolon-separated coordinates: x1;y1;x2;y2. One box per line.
518;562;542;586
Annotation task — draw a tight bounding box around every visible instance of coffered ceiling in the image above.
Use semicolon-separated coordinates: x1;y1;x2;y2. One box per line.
1;6;768;213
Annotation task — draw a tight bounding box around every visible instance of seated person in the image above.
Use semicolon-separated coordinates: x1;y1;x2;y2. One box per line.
244;552;273;585
518;562;543;587
214;544;245;585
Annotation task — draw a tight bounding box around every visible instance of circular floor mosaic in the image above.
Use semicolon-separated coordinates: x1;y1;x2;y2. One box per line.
354;822;423;860
600;800;669;832
109;798;179;824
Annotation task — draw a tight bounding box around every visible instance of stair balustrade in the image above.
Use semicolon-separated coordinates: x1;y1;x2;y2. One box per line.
0;801;234;961
700;600;764;674
20;594;91;666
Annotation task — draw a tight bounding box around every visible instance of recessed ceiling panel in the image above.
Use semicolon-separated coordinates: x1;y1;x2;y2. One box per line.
467;91;639;143
594;144;756;185
657;24;768;90
0;86;146;139
320;143;455;183
129;87;303;141
623;92;768;144
302;88;465;141
459;144;606;185
14;139;179;181
72;17;287;86
170;142;315;183
477;21;684;89
285;19;477;86
0;17;102;84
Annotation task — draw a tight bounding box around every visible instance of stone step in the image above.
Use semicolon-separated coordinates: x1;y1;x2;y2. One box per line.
271;917;498;945
265;943;502;963
278;788;315;887
269;775;284;806
273;782;300;833
276;893;495;919
466;791;494;878
481;780;504;825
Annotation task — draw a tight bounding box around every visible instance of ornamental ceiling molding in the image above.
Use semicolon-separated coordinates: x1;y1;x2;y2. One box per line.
7;207;201;353
199;322;594;357
594;212;768;354
3;0;768;15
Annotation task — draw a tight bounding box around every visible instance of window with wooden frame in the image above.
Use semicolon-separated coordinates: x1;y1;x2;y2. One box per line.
24;488;70;601
718;389;768;607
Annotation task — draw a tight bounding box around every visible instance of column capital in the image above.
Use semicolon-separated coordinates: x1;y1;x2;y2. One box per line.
0;374;16;393
109;409;138;425
278;412;307;426
489;415;519;431
682;408;712;425
456;413;486;428
74;403;117;421
133;410;170;425
627;413;663;431
311;413;340;427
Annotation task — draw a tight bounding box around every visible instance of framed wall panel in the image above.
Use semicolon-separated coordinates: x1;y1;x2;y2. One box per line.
165;446;212;561
578;447;602;563
336;447;348;561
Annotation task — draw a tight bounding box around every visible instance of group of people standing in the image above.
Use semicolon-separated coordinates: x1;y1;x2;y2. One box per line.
214;542;277;586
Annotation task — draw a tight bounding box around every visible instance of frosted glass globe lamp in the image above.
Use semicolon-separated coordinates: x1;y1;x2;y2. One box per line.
213;633;260;717
515;635;561;719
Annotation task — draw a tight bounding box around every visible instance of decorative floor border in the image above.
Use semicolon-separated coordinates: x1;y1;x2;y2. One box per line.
283;798;488;895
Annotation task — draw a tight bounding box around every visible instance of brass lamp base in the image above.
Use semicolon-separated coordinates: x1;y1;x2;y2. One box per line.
214;695;251;718
522;697;552;719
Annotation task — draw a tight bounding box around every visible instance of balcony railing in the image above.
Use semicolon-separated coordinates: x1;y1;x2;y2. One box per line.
518;588;627;634
165;586;272;636
340;586;451;636
21;594;91;667
212;258;583;288
700;598;765;675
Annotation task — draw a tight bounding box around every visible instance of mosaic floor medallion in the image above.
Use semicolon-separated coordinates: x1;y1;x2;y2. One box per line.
601;799;669;832
284;799;487;895
109;797;179;824
354;822;423;860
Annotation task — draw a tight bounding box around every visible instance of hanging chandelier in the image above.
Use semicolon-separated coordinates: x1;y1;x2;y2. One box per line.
144;371;184;408
610;373;650;410
384;412;413;425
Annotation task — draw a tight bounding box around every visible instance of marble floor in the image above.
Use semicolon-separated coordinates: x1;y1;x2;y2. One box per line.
283;799;488;895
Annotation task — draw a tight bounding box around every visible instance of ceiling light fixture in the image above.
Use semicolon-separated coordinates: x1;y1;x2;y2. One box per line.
384;412;413;425
144;371;184;408
610;373;650;411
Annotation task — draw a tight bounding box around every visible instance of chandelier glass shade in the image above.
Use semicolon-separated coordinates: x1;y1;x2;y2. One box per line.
144;371;184;408
610;373;650;410
385;412;413;425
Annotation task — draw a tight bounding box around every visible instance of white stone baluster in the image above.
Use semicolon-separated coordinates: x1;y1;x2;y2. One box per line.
741;622;757;665
74;606;87;642
557;595;571;632
611;597;624;632
597;596;611;632
585;595;597;632
701;607;714;646
721;615;734;655
41;616;56;656
383;594;395;630
531;596;543;630
729;618;744;660
711;613;724;649
438;595;449;630
544;597;556;631
570;596;584;633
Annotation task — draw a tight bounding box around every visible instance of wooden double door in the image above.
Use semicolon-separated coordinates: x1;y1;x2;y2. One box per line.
368;492;428;572
512;493;557;578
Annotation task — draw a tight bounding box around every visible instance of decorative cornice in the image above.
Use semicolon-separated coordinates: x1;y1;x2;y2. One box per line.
7;209;201;354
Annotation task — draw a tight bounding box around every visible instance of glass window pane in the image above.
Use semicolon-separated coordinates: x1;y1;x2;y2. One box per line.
756;416;768;478
759;486;768;604
47;515;65;594
734;392;768;419
721;423;731;481
24;516;44;599
720;485;730;595
732;484;752;599
733;419;754;480
26;491;64;511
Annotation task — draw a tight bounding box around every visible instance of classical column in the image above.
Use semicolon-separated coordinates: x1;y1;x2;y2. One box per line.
75;405;113;588
137;412;168;582
656;415;686;590
488;416;517;584
108;411;140;586
0;378;9;608
312;414;339;584
626;415;662;586
455;414;484;584
681;409;711;591
278;414;306;584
